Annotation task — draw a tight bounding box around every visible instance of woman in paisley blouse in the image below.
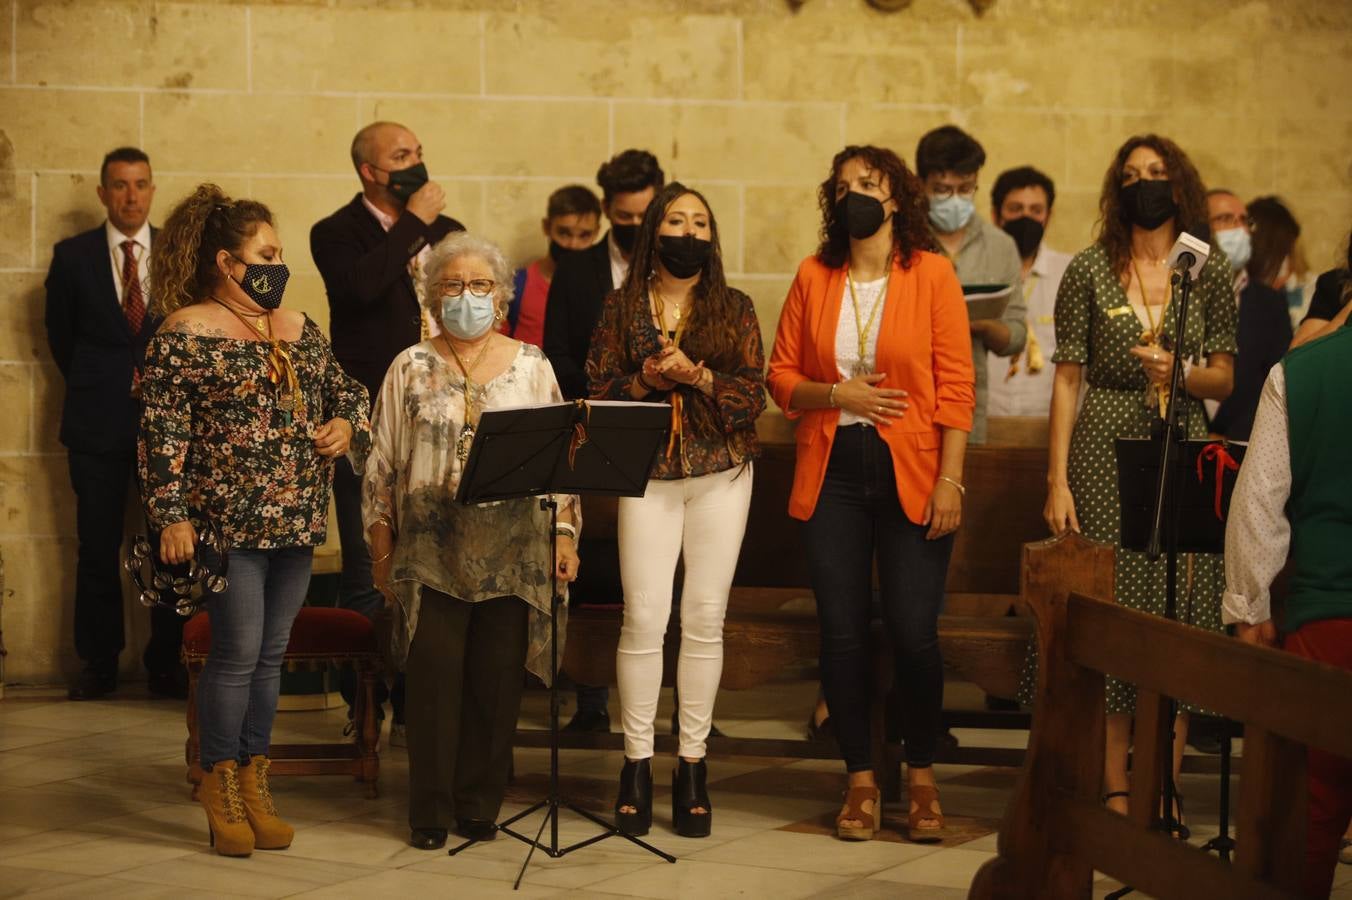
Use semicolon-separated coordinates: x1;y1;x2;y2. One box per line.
586;181;766;839
359;232;581;852
140;184;370;857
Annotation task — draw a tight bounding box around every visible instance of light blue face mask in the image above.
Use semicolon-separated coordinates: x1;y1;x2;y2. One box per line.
440;290;496;340
1215;227;1252;274
928;194;975;234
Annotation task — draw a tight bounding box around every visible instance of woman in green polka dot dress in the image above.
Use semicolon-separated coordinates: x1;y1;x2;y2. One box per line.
1030;134;1237;823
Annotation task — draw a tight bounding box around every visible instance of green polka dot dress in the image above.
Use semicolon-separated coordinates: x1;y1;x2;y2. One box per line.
1018;244;1238;715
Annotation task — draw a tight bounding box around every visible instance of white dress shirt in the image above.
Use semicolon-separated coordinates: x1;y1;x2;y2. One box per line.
361;196;440;338
1221;362;1291;625
607;230;631;289
105;220;151;308
986;244;1072;417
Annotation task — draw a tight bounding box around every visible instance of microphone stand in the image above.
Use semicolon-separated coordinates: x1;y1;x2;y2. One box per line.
1107;253;1196;899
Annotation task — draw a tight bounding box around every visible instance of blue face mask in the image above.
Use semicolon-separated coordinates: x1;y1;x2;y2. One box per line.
440;290;496;340
928;194;975;234
1215;227;1252;274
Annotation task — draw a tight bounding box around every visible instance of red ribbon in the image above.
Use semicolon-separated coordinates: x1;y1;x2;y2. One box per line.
1196;442;1239;520
567;400;590;471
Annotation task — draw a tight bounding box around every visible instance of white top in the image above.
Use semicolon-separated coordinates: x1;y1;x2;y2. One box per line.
1221;362;1290;626
835;274;887;428
986;245;1072;417
362;195;440;338
607;230;630;290
105;220;151;308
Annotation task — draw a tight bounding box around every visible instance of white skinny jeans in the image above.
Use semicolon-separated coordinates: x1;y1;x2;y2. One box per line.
616;464;753;760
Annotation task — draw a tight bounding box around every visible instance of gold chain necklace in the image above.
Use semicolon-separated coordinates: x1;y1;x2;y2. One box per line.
845;254;892;377
441;333;494;462
211;298;305;424
1130;260;1170;417
649;280;691;347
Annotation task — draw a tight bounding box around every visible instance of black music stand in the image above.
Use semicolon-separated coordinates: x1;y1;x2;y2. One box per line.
446;399;676;888
1111;435;1245;893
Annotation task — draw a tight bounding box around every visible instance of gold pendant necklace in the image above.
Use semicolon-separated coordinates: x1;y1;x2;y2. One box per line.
442;333;493;462
845;254;892;377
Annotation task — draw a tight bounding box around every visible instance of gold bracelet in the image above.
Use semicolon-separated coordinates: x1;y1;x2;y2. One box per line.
937;475;965;496
371;549;392;564
828;383;838;408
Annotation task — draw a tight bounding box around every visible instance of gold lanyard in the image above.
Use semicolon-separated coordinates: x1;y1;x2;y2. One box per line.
1007;273;1043;378
212;299;304;422
442;333;493;461
1131;260;1171;417
650;283;691;348
649;284;692;466
845;257;891;375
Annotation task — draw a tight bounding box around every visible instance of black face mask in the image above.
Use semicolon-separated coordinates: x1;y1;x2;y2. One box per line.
548;240;582;263
611;223;640;255
833;191;888;240
657;234;713;279
1120;179;1177;231
1002;216;1046;260
231;261;291;310
383;162;429;201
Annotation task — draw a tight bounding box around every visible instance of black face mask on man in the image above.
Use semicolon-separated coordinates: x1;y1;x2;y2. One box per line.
1119;179;1178;231
379;162;429;201
1002;217;1046;259
611;223;640;255
230;259;291;310
833;191;888;240
657;234;713;279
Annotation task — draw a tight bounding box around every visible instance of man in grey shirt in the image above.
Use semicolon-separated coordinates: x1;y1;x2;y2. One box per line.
916;126;1025;445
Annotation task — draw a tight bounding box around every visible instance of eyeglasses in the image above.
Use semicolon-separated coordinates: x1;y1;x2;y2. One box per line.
434;279;496;299
929;183;978;200
1211;213;1254;230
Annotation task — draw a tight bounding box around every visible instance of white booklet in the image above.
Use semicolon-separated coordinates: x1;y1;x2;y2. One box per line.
963;283;1015;322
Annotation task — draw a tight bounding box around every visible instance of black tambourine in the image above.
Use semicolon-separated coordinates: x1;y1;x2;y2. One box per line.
124;517;231;616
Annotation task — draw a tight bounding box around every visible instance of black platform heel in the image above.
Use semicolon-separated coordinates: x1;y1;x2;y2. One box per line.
673;758;712;838
615;758;653;836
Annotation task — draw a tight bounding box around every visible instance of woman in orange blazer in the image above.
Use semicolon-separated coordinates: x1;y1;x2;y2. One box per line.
767;145;975;843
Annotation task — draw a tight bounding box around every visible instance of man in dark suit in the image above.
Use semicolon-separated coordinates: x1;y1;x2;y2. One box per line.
542;149;663;732
45;146;185;701
311;121;463;741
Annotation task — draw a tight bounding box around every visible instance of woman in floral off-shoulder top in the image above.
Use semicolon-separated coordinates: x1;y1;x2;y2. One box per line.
139;184;370;858
586;182;766;840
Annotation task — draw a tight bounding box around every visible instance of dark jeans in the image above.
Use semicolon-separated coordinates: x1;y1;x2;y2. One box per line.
802;425;954;771
69;450;184;676
333;456;404;722
405;590;528;828
197;547;313;768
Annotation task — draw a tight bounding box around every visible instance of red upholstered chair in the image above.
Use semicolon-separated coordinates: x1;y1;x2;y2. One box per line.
182;606;381;798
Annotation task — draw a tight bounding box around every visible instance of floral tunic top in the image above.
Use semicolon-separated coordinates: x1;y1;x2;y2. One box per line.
138;316;371;549
585;287;766;479
357;340;580;684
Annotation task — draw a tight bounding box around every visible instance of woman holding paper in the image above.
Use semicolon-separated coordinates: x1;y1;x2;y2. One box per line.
1036;134;1235;832
766;145;975;842
360;232;581;852
586;182;766;839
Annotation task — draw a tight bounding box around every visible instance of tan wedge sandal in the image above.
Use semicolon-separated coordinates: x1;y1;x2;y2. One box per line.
907;783;945;843
836;785;881;841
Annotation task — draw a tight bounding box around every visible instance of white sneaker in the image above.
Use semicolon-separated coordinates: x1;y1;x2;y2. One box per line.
390;723;407;748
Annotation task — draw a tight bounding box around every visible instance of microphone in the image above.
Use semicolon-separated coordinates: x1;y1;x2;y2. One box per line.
1166;232;1210;282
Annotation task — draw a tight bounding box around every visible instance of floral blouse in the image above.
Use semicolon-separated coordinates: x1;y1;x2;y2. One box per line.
138;316;371;549
585;287;766;479
357;340;580;684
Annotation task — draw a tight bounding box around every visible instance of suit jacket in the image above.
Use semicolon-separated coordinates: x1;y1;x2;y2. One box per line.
766;252;975;524
1211;280;1294;442
542;235;615;400
44;225;161;454
310;194;462;401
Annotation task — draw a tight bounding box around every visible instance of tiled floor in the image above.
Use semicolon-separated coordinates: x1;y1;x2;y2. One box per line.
1;681;1350;899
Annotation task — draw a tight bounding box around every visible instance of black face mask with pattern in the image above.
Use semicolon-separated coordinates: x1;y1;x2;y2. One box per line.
231;261;291;310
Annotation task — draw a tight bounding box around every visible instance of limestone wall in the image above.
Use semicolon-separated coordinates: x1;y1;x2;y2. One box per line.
2;0;1350;683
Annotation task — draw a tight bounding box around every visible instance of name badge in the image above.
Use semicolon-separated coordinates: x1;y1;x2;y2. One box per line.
1036;314;1055;325
1107;305;1133;318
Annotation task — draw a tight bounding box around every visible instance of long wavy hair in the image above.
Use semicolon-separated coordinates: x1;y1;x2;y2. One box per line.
815;144;937;270
613;182;742;371
1095;134;1208;278
150;184;273;317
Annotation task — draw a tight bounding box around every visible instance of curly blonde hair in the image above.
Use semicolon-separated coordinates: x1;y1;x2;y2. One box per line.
149;184;273;317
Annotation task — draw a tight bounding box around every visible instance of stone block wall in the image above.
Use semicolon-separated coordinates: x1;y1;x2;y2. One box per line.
2;0;1350;682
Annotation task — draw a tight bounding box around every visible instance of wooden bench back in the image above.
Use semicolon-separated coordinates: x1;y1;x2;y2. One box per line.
969;533;1352;900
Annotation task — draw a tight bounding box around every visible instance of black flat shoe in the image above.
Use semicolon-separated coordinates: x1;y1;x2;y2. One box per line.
455;819;497;842
409;828;447;850
563;708;611;734
615;758;653;836
68;667;117;701
673;758;712;838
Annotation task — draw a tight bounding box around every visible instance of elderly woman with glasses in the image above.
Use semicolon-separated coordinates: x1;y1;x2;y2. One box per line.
359;232;581;852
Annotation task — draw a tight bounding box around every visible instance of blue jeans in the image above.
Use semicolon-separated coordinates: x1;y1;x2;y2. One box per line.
198;547;313;770
802;425;954;771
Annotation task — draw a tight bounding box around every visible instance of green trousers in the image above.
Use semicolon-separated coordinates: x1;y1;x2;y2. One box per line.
404;589;528;829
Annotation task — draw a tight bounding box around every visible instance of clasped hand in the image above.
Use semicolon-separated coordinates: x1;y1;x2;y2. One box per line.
645;335;706;388
833;373;908;426
1128;345;1174;387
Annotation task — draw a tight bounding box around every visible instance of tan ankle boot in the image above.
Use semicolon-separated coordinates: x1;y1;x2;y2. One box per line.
198;759;254;856
237;755;294;850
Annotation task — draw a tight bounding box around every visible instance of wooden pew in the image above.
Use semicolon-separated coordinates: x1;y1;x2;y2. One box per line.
968;533;1352;899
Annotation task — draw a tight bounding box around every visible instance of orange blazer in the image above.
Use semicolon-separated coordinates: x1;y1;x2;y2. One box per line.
767;252;975;524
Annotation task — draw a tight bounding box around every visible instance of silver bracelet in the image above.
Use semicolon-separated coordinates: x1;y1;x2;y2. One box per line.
828;383;838;408
937;474;966;496
554;522;578;540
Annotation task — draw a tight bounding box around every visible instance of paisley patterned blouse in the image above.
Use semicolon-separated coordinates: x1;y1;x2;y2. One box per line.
357;340;580;684
138;316;371;549
585;287;766;479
